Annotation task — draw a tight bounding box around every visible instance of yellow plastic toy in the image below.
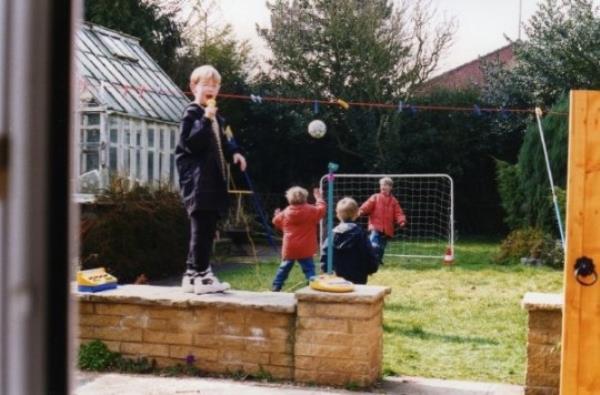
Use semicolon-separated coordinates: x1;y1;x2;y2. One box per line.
77;267;118;293
310;274;354;293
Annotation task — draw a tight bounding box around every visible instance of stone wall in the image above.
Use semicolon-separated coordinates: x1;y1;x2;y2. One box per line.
76;284;390;387
522;292;562;395
294;287;385;387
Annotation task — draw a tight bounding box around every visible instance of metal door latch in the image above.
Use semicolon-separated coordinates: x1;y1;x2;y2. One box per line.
574;256;598;286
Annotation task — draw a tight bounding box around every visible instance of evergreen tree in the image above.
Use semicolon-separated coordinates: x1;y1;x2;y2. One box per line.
85;0;183;77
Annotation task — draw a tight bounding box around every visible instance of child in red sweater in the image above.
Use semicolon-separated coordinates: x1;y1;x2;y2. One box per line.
271;186;326;291
359;177;407;264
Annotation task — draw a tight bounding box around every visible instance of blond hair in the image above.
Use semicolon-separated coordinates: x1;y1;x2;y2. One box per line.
190;65;221;88
285;186;308;205
379;177;393;187
336;197;359;221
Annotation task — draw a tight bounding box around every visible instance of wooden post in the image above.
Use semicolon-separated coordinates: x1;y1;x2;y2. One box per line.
561;90;600;395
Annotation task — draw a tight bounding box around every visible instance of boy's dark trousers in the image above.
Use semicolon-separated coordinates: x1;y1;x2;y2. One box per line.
187;210;219;273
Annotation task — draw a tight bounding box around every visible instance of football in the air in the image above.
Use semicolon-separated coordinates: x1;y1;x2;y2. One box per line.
308;119;327;139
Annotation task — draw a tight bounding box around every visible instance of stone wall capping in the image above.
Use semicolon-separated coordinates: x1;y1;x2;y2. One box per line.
74;284;297;313
294;285;391;304
522;292;563;311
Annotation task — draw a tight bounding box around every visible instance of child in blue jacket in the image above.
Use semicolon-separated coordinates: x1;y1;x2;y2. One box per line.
320;197;379;284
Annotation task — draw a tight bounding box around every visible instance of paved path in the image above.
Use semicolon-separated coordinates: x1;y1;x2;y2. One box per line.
75;372;523;395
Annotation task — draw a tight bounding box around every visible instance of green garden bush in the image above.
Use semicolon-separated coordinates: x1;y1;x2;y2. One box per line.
78;340;118;371
78;339;156;373
80;180;189;283
495;227;563;268
494;97;567;236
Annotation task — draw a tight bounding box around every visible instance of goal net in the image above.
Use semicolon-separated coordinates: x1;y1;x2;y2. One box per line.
319;174;454;259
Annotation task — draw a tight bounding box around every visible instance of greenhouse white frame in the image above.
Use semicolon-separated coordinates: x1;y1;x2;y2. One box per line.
74;23;188;194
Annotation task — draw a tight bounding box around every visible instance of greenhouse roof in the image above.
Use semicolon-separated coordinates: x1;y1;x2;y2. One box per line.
76;23;188;123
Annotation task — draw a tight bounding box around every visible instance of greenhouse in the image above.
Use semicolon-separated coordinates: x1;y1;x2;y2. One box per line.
75;23;188;194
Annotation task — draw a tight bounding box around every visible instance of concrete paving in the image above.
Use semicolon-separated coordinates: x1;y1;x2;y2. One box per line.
381;376;523;395
74;372;372;394
75;372;524;395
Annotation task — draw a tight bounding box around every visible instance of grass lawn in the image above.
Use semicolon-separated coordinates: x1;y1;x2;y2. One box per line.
215;238;563;385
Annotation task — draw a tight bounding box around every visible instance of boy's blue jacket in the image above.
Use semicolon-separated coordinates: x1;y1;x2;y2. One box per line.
175;103;242;214
320;222;379;284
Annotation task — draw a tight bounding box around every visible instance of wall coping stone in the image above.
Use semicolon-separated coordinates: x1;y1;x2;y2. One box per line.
522;292;563;311
73;284;296;313
295;285;391;304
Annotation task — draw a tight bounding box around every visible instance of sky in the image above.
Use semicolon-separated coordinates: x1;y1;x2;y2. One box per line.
213;0;541;76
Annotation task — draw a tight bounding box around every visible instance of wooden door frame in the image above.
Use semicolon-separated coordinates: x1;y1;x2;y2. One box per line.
0;0;76;393
561;90;600;395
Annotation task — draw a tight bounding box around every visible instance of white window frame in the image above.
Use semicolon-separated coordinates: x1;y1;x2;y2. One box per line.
79;112;102;175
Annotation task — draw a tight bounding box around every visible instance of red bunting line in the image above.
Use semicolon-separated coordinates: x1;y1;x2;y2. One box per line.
78;77;568;116
214;93;567;116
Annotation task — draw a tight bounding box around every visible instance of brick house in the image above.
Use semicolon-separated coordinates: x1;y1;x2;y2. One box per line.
417;43;515;93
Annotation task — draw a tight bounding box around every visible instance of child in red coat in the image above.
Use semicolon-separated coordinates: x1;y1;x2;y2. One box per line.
359;177;407;264
271;186;326;291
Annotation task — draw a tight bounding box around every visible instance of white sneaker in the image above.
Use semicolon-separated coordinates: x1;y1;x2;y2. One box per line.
194;270;230;294
181;270;198;293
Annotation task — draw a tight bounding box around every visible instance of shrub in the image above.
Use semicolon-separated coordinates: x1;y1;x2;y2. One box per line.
495;227;564;268
495;159;526;230
494;97;568;236
114;356;156;373
78;340;118;371
517;97;568;234
81;179;189;283
78;340;156;373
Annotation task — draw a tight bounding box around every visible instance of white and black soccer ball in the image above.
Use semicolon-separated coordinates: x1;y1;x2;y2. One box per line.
308;119;327;139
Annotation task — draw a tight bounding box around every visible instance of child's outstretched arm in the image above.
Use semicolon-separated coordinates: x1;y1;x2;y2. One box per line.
312;188;326;220
221;123;246;171
359;195;376;216
394;198;407;227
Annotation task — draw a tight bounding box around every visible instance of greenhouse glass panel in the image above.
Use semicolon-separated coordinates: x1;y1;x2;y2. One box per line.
124;149;131;176
82;151;99;173
159;152;164;181
109;147;117;172
123;120;131;176
136;149;141;180
148;152;154;182
110;130;118;144
169;154;174;185
147;127;155;147
86;113;100;126
86;129;100;142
